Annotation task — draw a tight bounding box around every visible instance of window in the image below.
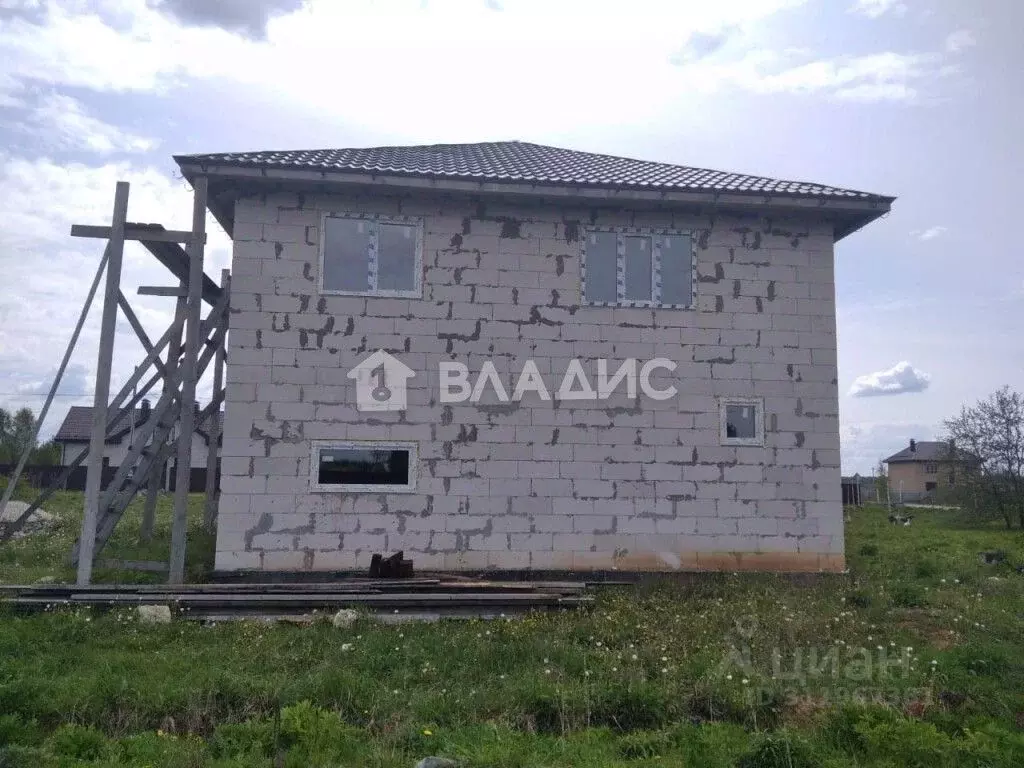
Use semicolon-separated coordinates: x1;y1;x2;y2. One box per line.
924;462;938;474
925;482;937;492
310;441;418;493
581;228;695;308
319;213;422;297
719;398;764;446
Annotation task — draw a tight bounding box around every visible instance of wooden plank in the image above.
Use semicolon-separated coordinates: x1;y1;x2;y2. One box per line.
169;175;207;585
116;292;167;379
203;269;229;531
78;181;129;586
0;244;111;541
138;286;187;297
71;224;203;244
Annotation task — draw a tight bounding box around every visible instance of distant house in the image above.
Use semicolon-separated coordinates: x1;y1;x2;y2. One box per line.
53;402;220;489
883;439;966;500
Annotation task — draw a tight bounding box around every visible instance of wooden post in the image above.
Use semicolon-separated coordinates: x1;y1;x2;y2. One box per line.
169;176;207;584
77;182;129;586
203;269;229;531
141;288;186;543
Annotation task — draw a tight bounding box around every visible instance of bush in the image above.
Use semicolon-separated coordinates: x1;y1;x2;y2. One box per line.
736;731;818;768
47;723;108;761
0;715;42;748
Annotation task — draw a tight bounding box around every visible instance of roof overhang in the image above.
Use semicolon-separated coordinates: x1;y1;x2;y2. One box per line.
175;160;894;244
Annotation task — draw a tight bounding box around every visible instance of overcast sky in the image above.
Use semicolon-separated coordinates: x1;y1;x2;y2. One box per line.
0;0;1020;474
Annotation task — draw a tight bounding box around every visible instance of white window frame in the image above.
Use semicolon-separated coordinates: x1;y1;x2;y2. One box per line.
719;397;765;447
924;462;938;475
318;212;423;298
580;226;697;309
309;440;419;494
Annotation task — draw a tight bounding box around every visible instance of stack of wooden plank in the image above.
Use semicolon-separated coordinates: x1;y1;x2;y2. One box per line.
0;578;594;621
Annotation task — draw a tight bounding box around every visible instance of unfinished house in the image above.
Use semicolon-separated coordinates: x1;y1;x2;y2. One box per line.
173;142;893;575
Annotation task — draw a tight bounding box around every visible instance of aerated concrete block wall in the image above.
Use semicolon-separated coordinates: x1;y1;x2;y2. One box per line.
215;190;844;573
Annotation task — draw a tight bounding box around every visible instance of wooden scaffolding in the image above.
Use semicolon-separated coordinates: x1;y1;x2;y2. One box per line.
0;178;229;585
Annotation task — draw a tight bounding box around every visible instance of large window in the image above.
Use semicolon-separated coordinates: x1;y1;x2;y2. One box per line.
719;397;764;446
310;441;418;493
319;214;422;297
582;228;695;308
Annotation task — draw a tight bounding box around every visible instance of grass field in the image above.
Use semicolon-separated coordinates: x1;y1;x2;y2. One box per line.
1;490;1023;766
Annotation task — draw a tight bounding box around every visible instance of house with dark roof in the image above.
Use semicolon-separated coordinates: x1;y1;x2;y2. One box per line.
174;140;893;574
883;439;970;500
54;403;221;487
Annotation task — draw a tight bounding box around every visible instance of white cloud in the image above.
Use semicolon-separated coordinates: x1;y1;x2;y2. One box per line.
6;92;157;154
910;225;947;241
0;0;953;138
945;29;976;54
849;362;932;397
671;49;949;104
849;0;907;19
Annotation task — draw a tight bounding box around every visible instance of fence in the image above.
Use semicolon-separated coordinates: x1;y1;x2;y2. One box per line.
1;463;217;494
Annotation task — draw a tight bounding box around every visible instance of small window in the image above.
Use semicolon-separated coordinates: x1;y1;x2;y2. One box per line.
582;228;695;308
320;214;422;297
925;482;937;492
924;462;938;474
720;398;764;446
310;441;417;493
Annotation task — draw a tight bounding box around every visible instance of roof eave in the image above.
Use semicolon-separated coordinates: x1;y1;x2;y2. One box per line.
175;160;894;242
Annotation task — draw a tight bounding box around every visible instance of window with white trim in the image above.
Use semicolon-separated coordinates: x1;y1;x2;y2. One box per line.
720;398;764;446
310;441;418;493
319;213;422;297
582;228;695;308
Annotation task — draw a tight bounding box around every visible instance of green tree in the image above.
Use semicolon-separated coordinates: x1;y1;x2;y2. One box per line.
944;386;1024;529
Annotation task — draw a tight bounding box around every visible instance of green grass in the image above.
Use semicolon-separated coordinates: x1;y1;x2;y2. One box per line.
1;496;1023;766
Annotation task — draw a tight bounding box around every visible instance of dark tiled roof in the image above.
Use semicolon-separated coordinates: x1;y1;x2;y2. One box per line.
54;405;222;444
175;141;892;203
884;441;961;463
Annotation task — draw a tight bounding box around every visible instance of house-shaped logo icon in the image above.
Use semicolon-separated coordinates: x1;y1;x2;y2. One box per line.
347;350;415;412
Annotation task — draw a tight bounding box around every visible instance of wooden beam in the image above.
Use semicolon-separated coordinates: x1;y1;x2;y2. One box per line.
138;286;188;297
203;268;229;532
116;292;168;379
71;224;203;244
78;182;129;586
169;176;208;585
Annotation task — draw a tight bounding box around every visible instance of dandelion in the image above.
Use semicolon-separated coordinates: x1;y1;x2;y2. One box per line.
499;674;505;680
661;667;668;674
423;729;433;736
742;679;749;685
341;643;353;652
545;669;551;675
631;654;638;661
726;674;733;681
661;656;668;662
596;641;602;647
612;667;618;672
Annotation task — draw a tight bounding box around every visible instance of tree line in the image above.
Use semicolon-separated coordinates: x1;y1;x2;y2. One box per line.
0;407;61;466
